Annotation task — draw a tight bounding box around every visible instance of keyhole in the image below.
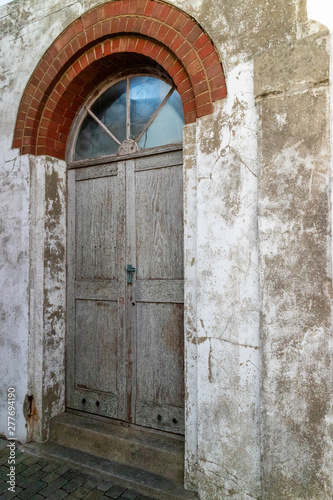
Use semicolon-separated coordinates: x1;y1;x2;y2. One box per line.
96;401;100;407
82;398;86;404
157;415;162;421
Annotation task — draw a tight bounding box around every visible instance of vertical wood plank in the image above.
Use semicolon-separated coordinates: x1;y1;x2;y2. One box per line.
66;170;76;402
135;165;183;280
125;159;137;422
136;303;184;406
134;150;184;434
67;162;127;419
116;160;127;421
75;299;119;393
75;176;118;280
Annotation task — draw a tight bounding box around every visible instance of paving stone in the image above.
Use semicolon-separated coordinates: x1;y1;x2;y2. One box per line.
29;468;49;480
0;454;9;465
121;490;139;500
43;463;58;472
0;441;9;451
1;486;23;499
65;486;91;498
17;473;46;489
23;456;40;466
84;475;102;489
135;496;157;500
16;480;48;499
15;473;25;484
16;462;28;473
106;485;126;499
97;480;114;492
62;469;81;481
75;472;91;483
84;490;105;500
43;471;61;483
15;454;30;464
0;480;9;492
63;479;84;493
17;473;34;487
38;477;68;497
18;469;48;486
0;466;10;480
46;490;69;500
55;465;71;475
21;463;41;477
0;450;152;500
37;458;49;467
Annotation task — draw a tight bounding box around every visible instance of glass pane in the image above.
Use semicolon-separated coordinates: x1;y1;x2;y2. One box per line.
74;76;185;161
91;79;127;144
75;113;118;161
138;90;184;149
130;76;171;140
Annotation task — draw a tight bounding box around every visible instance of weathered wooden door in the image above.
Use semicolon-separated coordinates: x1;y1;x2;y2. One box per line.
66;147;184;434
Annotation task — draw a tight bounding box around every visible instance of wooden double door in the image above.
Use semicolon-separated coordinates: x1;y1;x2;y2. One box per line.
66;148;184;434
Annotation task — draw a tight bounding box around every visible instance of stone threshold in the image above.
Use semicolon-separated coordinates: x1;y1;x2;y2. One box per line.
23;411;198;500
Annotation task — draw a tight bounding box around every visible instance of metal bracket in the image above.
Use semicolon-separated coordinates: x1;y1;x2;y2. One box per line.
125;264;136;284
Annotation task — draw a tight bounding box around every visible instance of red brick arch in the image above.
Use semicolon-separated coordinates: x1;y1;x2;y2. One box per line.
13;0;226;159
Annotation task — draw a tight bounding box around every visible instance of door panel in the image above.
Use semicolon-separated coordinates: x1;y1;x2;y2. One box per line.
135;303;184;434
135;165;184;279
75;299;119;394
133;151;184;433
67;149;184;433
67;162;127;420
75;176;118;280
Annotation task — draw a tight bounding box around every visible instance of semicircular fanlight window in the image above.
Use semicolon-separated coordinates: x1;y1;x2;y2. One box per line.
74;76;185;161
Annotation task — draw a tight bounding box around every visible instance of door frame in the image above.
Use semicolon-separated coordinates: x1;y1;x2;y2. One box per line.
66;144;185;434
27;82;199;493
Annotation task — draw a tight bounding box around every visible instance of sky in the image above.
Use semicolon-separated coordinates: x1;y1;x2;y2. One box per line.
307;0;333;31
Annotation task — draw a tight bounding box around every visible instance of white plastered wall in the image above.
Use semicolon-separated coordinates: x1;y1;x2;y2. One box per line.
1;0;331;498
184;61;260;498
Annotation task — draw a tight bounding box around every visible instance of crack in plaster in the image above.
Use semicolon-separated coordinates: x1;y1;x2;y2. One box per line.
256;78;329;101
201;459;261;499
198;320;259;350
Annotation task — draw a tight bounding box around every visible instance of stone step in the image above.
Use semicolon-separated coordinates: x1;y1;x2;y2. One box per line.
48;412;190;486
24;440;198;500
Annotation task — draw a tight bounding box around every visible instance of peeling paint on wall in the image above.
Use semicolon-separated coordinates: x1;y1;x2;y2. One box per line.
0;0;331;498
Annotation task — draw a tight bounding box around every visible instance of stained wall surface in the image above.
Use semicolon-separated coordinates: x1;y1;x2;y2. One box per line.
0;0;331;499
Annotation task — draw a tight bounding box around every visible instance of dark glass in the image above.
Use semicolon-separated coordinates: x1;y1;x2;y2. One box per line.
74;76;185;161
74;114;118;160
91;79;127;144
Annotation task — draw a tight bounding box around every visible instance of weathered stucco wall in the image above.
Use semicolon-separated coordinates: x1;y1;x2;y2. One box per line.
28;155;66;442
193;62;260;499
183;61;261;495
255;30;332;499
0;152;29;443
0;0;331;499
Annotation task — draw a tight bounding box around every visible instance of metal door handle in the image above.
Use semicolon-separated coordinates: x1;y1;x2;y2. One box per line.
125;264;136;284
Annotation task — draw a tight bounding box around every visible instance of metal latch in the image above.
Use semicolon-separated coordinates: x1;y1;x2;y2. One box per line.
125;264;136;284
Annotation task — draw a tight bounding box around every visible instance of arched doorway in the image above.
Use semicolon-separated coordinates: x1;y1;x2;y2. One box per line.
13;0;227;488
66;73;185;435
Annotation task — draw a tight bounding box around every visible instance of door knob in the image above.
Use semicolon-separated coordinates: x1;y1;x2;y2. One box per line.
125;264;136;284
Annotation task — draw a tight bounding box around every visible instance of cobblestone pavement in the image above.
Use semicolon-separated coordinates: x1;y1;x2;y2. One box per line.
0;441;157;500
